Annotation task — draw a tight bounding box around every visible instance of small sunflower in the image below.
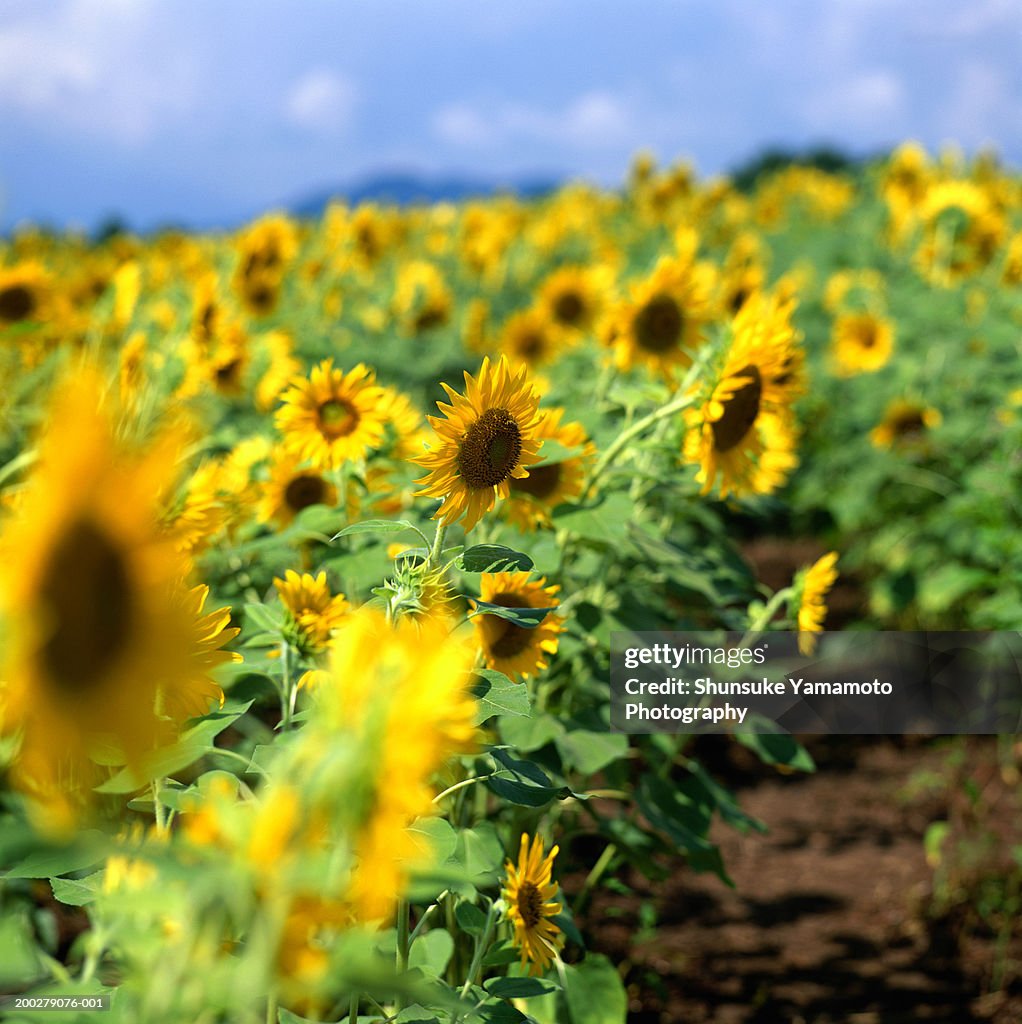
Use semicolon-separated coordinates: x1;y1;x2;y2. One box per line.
499;307;564;371
832;312;894;375
684;293;802;498
505;408;595;530
536;264;609;336
473;572;563;680
870;399;942;450
414;356;544;532
259;448;338;528
796;552;839;655
274;570;349;654
502;833;564;976
276;360;388;470
604;254;716;377
0;262;54;329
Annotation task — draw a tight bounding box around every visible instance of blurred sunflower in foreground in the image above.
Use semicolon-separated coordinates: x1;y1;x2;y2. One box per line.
414;356;544;531
0;371;239;832
502;833;564;975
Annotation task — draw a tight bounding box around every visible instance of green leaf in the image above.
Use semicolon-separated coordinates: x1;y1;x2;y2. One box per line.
332;518;420;540
563;954;627;1024
49;872;103;907
458;545;534;573
498;715;564;752
474;669;531;724
530;438;583;467
487;748;574;808
5;830;109;879
555;730;628;774
407;816;459;863
95;700;254;794
455;900;488;936
471;601;559;629
485;976;558;999
408;928;454;977
451;822;504;886
734;720;816;773
244;602;283;634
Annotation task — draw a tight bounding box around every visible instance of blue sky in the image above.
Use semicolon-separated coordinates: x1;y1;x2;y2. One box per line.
1;0;1020;231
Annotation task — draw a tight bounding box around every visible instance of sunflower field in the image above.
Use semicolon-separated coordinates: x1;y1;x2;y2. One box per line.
0;142;1020;1023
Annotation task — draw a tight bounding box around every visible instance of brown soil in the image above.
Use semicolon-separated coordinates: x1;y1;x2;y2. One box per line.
572;738;1022;1023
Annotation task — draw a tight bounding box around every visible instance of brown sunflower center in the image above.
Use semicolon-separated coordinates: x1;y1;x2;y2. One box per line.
554;291;585;326
413;306;448;333
635;294;683;353
891;410;927;437
727;287;750;315
485;592;534;659
457;408;523;489
711;365;763;453
514;331;546;360
215;359;243;386
318;399;359;439
37;518;134;697
517;880;544;929
510;461;562;500
246;280;277;314
856;323;877;348
0;284;36;323
285;474;328;512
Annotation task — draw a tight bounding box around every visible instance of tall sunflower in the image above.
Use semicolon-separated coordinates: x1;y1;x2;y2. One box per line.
684;293;802;498
502;833;564;976
0;371;239;832
275;360;388;470
473;573;563;680
414;357;544;531
604;252;716;377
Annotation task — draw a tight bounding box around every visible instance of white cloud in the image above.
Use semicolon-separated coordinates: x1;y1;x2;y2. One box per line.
802;69;907;134
0;0;198;146
432;90;635;150
284;69;357;137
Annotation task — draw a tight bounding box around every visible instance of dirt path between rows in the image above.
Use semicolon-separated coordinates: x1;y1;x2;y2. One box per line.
576;739;1021;1023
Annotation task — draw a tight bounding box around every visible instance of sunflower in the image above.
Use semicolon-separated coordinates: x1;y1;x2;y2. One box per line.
259;448;338;528
0;262;54;330
502;833;564;976
473;573;563;680
831;311;894;376
536;265;609;336
505;408;595;530
604;254;716;377
275;360;388;470
232;213;299;316
796;552;839;655
414;356;544;532
274;570;349;654
255;330;301;412
684;292;802;498
870;399;942;450
499;307;564;371
0;371;239;831
393;260;453;334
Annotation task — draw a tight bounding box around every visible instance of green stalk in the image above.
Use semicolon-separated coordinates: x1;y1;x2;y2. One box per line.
395;898;410;1010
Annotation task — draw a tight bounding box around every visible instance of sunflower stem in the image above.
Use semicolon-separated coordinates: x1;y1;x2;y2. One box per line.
427;522;448;570
395;898;410;1009
457;899;498;1008
579;356;706;503
265;990;278;1024
347;991;359;1022
573;842;617;917
739;586;794;647
278;641;296;730
151;778;167;835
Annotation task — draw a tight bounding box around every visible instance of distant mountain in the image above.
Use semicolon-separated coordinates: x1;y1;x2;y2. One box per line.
290;171;562;216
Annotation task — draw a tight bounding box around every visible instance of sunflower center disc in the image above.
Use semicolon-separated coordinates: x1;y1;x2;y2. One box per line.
285;474;328;512
458;408;523;489
554;291;584;326
517;880;544;929
0;285;36;323
215;359;243;386
515;332;545;359
511;462;562;500
318;399;359;439
892;411;927;437
635;294;684;353
858;325;877;348
38;518;134;696
711;364;763;453
486;592;535;659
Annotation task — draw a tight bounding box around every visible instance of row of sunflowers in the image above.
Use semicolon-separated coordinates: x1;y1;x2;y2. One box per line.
0;141;1018;1022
